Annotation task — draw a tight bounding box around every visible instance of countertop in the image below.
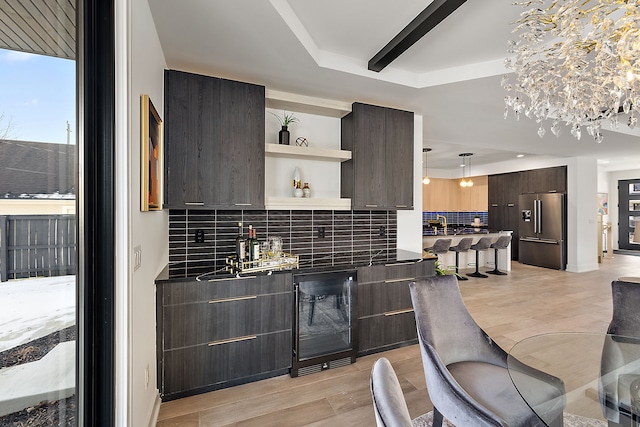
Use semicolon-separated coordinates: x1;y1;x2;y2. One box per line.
156;251;436;283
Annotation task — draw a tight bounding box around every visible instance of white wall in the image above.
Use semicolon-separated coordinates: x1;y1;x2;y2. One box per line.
121;0;168;425
397;115;423;254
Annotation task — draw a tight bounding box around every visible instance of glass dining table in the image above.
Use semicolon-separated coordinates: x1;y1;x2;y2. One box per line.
507;332;640;426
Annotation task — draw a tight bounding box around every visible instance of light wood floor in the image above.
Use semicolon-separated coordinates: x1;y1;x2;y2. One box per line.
156;255;640;427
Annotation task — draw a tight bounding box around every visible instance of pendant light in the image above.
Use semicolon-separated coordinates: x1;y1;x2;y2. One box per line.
459;153;473;188
422;148;431;185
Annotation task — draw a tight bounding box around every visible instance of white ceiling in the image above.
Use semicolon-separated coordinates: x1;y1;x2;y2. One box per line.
148;0;640;174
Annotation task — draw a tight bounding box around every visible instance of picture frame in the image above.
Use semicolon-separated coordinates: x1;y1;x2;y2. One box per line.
597;192;608;215
141;94;163;211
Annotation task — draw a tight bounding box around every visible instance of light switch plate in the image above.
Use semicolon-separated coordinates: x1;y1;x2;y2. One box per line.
134;245;142;271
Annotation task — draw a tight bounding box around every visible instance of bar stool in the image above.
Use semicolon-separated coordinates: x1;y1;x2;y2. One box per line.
448;237;473;281
467;236;493;278
487;235;512;275
424;238;452;264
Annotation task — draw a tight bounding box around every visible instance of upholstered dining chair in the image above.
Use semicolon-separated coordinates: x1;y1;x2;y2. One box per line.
599;279;640;427
409;275;566;427
370;357;429;427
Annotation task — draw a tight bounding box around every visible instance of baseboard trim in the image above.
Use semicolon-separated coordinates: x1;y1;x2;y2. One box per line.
148;393;162;427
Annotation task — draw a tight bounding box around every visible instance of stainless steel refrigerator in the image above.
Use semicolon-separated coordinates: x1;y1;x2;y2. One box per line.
519;193;567;270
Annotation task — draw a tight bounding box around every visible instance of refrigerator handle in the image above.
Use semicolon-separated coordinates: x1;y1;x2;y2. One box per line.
532;199;537;234
536;199;542;234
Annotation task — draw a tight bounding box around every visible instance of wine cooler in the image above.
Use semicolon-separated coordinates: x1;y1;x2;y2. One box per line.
291;270;357;377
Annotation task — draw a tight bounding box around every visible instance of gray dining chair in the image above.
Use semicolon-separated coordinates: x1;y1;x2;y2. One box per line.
599;279;640;427
370;357;432;427
409;275;566;427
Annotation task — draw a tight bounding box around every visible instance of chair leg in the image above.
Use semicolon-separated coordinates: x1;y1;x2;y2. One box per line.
467;249;488;278
487;248;507;275
433;407;444;427
455;251;468;281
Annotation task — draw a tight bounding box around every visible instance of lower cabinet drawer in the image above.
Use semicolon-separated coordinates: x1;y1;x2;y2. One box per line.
357;311;417;354
161;330;291;397
163;292;292;350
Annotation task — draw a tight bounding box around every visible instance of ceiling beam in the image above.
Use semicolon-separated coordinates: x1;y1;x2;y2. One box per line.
368;0;467;72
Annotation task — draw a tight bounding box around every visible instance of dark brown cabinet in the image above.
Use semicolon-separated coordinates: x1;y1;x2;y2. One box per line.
488;166;567;260
157;273;292;400
164;70;218;207
163;70;265;209
356;259;434;355
520;166;566;194
341;102;414;210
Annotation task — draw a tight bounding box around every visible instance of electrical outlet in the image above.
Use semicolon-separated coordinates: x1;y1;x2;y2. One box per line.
379;226;386;237
318;227;325;238
134;245;142;271
195;229;205;243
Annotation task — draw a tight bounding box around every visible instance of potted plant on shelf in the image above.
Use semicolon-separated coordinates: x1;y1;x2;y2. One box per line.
271;111;299;145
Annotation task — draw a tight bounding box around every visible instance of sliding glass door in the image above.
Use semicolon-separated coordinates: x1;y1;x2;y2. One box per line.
0;0;115;425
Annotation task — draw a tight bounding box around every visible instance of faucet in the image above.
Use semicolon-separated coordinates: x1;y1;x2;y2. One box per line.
437;215;447;236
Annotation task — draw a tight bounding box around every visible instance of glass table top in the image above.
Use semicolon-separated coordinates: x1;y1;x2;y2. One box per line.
507;332;640;426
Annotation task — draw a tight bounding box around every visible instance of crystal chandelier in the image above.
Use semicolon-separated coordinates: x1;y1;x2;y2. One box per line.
502;0;640;143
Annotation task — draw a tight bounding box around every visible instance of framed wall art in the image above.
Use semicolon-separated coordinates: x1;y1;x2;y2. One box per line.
141;94;163;211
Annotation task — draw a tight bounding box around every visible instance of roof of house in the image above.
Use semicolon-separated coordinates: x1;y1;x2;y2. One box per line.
0;140;75;199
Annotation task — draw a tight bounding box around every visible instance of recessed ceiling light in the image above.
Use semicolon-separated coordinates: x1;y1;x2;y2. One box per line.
517;154;525;158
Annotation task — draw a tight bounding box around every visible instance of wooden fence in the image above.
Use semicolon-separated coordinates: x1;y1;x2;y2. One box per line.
0;215;76;282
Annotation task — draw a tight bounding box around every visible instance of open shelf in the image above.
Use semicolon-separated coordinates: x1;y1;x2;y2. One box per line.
265;143;351;162
265;197;351;211
266;89;351;118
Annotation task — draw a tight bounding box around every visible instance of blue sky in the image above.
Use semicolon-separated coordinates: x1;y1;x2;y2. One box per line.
0;48;75;144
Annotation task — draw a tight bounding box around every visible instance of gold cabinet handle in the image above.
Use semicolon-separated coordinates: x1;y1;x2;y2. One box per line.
208;335;257;346
384;262;414;267
185;202;204;206
207;276;256;282
384;308;414;317
209;295;257;304
384;277;415;283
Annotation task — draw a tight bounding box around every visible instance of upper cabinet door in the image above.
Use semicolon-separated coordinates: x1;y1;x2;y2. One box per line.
341;103;414;210
385;108;414;209
163;71;265;209
353;103;386;209
164;70;218;207
210;78;265;208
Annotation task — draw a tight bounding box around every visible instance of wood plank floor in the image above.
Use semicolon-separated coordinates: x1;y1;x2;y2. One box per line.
156;255;640;427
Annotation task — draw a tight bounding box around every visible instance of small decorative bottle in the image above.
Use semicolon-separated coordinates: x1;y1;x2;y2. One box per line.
294;181;303;198
292;167;301;197
302;182;310;198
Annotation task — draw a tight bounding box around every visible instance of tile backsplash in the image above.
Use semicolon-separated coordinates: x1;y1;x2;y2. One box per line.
422;211;488;235
168;209;397;278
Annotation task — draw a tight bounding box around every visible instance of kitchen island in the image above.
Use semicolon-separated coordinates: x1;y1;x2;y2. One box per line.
422;230;513;273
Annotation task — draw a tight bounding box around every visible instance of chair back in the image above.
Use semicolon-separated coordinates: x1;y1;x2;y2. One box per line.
600;279;640;423
451;237;473;252
425;238;452;255
471;236;492;251
490;235;512;250
409;275;506;367
608;279;640;337
370;357;413;427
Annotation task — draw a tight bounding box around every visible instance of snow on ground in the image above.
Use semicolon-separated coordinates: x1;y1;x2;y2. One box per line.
0;276;75;353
